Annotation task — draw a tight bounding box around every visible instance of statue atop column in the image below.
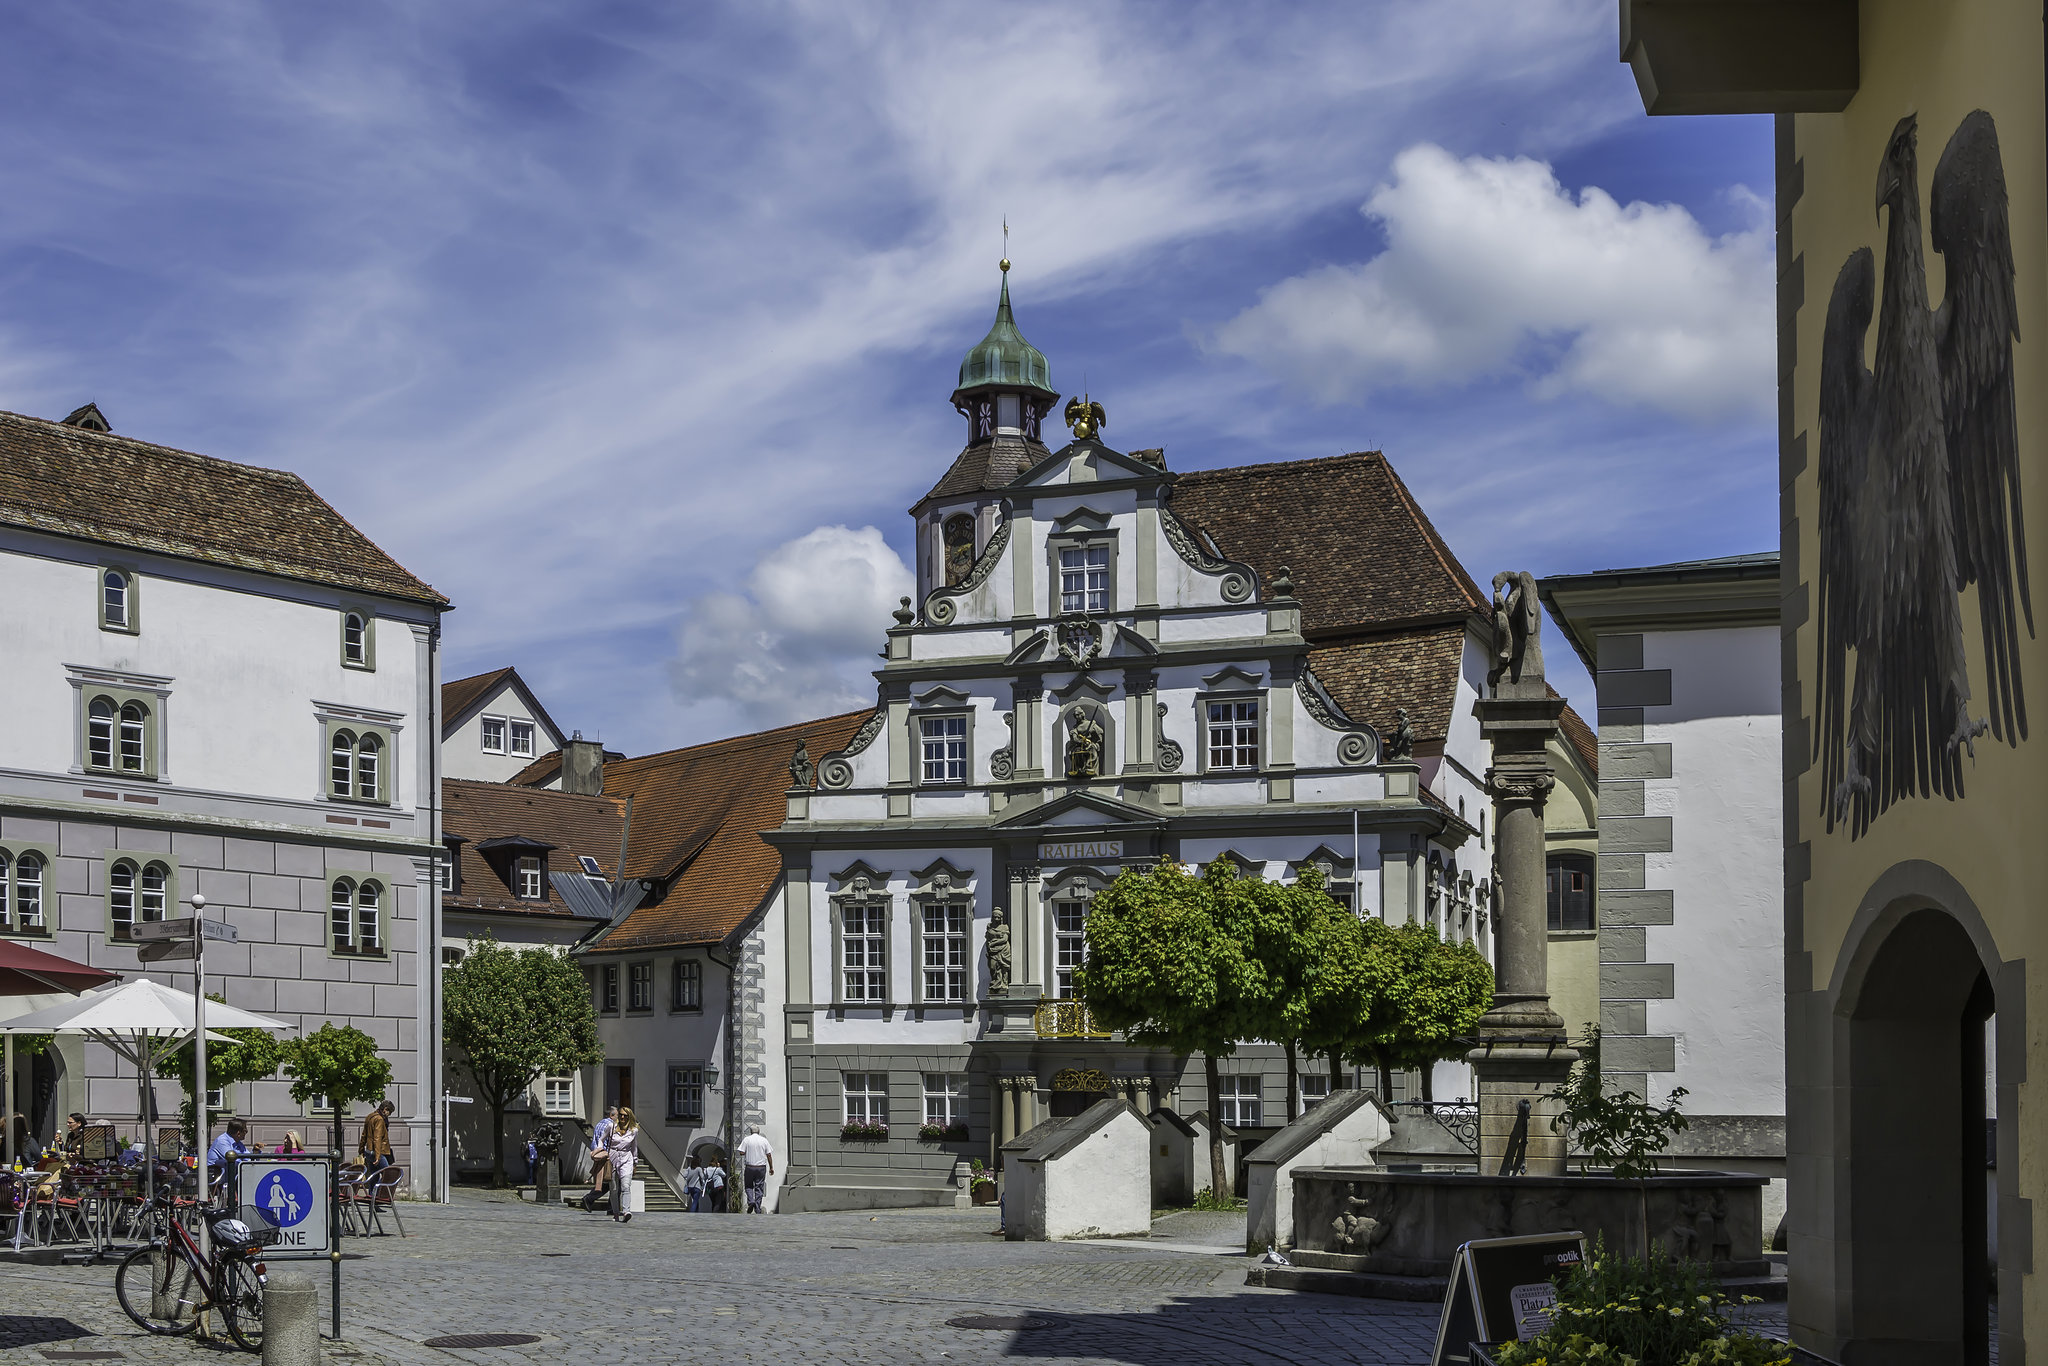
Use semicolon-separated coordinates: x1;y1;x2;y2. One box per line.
1489;570;1545;692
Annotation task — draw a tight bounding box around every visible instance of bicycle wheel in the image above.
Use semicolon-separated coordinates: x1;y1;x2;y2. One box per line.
218;1257;265;1354
114;1245;204;1335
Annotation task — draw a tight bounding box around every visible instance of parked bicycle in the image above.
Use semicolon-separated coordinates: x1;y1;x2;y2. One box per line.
114;1187;279;1352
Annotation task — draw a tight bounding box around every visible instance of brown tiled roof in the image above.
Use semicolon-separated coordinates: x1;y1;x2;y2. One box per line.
915;435;1048;509
442;668;515;727
591;711;869;952
1169;452;1488;636
508;751;563;786
442;779;625;918
1309;624;1470;743
1556;696;1598;778
0;409;446;605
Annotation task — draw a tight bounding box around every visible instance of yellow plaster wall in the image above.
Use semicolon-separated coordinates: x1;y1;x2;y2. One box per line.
1789;0;2047;1328
1544;735;1600;1045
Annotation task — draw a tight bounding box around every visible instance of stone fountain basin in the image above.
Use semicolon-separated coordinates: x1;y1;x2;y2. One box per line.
1289;1166;1770;1278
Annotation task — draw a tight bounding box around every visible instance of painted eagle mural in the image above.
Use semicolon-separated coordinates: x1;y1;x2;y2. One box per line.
1816;110;2032;838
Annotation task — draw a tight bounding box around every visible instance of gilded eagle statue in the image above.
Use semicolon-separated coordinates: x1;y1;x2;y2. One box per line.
1064;395;1106;440
1816;109;2032;838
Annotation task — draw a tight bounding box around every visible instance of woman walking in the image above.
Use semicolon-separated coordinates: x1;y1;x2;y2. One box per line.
682;1155;704;1213
606;1107;640;1224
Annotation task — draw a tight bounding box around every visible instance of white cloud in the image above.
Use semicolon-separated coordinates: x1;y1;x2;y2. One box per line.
670;525;912;728
1211;143;1774;421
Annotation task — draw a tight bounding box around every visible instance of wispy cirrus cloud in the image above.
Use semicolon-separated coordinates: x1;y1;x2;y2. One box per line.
0;1;1771;749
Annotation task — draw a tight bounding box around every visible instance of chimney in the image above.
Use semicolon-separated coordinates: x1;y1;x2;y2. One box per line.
562;730;605;796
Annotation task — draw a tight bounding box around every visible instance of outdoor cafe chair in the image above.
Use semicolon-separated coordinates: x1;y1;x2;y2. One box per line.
335;1164;368;1236
362;1166;406;1238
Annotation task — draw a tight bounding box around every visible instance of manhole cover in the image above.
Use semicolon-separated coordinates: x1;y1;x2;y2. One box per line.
537;1252;573;1257
946;1315;1056;1332
422;1334;543;1349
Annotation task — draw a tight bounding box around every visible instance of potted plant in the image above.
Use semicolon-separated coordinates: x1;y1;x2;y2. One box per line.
1483;1238;1792;1366
968;1158;998;1205
839;1120;889;1142
917;1122;969;1141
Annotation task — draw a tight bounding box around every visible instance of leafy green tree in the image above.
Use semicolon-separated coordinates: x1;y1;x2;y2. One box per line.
1357;922;1494;1100
1077;860;1265;1196
156;992;286;1146
281;1023;394;1164
442;936;602;1187
1293;887;1400;1104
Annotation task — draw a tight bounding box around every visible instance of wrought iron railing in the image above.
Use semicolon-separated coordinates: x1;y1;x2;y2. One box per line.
1033;999;1111;1039
1393;1099;1480;1155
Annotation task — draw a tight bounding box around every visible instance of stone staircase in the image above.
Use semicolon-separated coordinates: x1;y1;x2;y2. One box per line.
637;1162;685;1211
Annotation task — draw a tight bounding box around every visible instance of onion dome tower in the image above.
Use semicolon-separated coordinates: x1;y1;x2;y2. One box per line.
950;257;1059;446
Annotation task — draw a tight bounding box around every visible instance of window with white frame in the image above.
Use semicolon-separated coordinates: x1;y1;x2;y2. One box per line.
842;901;886;1002
628;962;652;1011
85;693;156;778
920;901;968;1002
1205;698;1260;770
923;1073;968;1128
341;611;371;669
509;720;536;757
843;1072;888;1126
667;1066;704;1122
1054;897;1088;1000
671;958;701;1011
515;855;543;900
600;964;620;1013
0;848;53;937
919;715;967;785
1058;544;1110;614
480;717;506;754
1300;1074;1332;1108
543;1076;574;1116
102;569;132;630
437;857;454;892
1216;1075;1262;1127
327;727;389;804
329;877;385;956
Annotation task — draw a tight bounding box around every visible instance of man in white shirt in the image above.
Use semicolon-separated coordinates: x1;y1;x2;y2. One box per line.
738;1125;774;1214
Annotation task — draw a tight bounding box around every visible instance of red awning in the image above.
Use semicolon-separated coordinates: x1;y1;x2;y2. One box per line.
0;940;119;996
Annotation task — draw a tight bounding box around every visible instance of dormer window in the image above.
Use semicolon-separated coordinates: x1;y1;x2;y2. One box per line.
1059;545;1109;614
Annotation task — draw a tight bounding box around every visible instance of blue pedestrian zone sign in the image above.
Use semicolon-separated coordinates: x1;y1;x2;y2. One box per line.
237;1157;330;1259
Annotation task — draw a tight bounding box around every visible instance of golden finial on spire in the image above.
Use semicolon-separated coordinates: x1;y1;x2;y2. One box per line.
1000;217;1010;273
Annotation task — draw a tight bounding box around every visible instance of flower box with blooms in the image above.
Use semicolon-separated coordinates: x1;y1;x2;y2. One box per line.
918;1122;969;1141
839;1121;889;1142
1489;1239;1791;1366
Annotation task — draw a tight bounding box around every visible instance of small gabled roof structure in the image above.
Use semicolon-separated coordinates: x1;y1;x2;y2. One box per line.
439;667;569;748
584;710;869;953
0;408;446;606
442;779;625;920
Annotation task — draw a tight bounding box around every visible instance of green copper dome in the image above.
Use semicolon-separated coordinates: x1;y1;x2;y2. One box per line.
956;266;1055;396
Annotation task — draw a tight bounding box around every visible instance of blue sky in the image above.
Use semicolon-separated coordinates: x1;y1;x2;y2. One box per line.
0;2;1775;754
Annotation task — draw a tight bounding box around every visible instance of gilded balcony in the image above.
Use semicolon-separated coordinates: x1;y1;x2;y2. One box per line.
1033;998;1111;1039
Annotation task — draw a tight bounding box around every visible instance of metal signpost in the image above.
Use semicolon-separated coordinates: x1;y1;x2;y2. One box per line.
133;897;238;1212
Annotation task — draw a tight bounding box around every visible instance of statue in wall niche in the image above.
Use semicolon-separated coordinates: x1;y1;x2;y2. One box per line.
985;907;1012;991
1489;570;1544;689
788;741;815;790
1065;706;1105;781
1385;708;1414;761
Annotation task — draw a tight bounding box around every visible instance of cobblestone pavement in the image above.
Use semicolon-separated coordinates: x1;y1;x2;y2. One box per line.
4;1192;1444;1366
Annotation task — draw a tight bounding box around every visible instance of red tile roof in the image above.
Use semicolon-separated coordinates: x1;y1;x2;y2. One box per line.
442;668;516;728
588;711;869;953
442;779;625;918
0;409;446;606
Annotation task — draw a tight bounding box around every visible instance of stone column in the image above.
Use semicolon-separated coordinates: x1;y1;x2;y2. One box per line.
1469;570;1579;1176
997;1077;1018;1146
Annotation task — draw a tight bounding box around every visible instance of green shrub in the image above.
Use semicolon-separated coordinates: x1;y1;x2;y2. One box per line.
1493;1238;1787;1366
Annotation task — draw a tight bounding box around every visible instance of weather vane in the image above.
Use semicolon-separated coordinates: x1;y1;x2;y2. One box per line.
1001;217;1009;273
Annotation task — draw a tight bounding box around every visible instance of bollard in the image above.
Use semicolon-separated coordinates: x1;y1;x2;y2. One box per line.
262;1269;319;1366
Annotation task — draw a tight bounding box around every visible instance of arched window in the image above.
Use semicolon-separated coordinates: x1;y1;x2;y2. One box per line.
1546;853;1596;932
118;701;148;773
331;879;356;949
15;853;43;931
342;612;367;665
109;859;136;936
102;569;130;629
331;731;356;799
356;882;381;952
355;733;381;801
140;862;168;924
943;514;977;587
88;697;116;770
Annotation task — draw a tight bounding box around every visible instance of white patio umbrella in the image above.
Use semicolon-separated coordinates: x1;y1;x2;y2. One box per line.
0;979;291;1211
